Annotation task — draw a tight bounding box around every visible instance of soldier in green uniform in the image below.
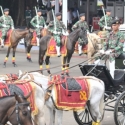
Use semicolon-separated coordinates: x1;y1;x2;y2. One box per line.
98;9;113;31
72;13;89;55
96;19;125;78
25;6;32;28
0;8;14;48
30;9;46;46
48;12;69;57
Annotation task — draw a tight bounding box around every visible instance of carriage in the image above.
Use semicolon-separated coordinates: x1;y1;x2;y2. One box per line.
73;54;125;125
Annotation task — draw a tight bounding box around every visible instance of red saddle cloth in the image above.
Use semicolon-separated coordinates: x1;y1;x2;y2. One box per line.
46;36;67;57
49;75;89;111
31;31;37;46
75;41;88;54
0;29;13;46
0;80;35;112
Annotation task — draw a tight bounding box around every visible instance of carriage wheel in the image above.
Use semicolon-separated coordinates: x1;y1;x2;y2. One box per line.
73;108;92;125
114;91;125;125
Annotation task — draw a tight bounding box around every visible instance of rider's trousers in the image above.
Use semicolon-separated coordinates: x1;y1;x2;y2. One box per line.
107;60;115;79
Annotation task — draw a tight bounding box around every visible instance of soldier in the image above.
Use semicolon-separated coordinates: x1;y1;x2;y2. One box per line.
72;13;89;55
25;6;32;28
96;19;125;78
48;12;69;57
0;8;14;48
30;9;46;46
98;9;113;31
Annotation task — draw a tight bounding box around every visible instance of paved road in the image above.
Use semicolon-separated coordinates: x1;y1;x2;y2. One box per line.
0;46;115;125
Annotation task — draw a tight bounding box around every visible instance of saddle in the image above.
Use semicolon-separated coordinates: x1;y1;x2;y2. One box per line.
62;78;81;91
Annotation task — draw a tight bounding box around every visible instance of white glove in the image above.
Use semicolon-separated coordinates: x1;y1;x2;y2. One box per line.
104;26;111;30
2;24;7;28
87;31;90;35
44;25;47;29
11;27;14;29
63;31;69;36
36;25;39;28
53;31;58;34
94;59;100;65
99;49;104;54
39;25;43;28
105;50;112;55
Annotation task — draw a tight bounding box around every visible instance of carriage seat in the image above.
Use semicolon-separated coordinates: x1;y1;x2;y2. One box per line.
61;78;81;91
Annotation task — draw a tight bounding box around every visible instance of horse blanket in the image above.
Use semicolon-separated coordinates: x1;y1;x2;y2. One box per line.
49;75;90;111
0;80;38;115
46;36;67;57
31;31;37;46
0;29;13;46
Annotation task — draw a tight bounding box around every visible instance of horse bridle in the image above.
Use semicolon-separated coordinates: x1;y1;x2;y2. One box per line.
7;101;30;125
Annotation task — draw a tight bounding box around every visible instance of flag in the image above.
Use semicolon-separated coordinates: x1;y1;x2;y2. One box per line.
97;0;104;6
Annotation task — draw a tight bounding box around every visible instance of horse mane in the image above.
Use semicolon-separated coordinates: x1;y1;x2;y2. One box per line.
69;28;81;37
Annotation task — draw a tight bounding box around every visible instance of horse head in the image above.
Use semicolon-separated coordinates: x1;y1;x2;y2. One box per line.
8;92;34;125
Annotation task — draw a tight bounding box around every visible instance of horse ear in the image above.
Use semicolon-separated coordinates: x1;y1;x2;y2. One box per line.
14;92;21;103
24;91;32;99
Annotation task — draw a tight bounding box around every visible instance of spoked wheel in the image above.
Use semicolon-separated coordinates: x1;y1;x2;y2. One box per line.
114;91;125;125
73;108;92;125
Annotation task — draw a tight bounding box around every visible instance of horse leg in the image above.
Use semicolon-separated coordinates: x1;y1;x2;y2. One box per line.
12;47;17;67
45;56;51;74
65;54;72;76
61;56;67;75
3;47;11;67
88;80;104;125
39;51;45;74
26;45;33;62
56;110;63;125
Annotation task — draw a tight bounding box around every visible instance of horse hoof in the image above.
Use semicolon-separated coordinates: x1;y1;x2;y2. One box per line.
27;57;32;62
3;64;6;68
13;63;17;67
65;73;70;77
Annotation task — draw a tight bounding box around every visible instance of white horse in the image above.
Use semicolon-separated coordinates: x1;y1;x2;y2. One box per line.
0;72;46;125
18;70;105;125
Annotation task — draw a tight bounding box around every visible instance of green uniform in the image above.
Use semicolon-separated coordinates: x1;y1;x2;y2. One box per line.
103;31;125;62
25;10;32;27
0;15;14;39
48;19;67;46
98;15;113;28
30;15;46;35
72;20;89;46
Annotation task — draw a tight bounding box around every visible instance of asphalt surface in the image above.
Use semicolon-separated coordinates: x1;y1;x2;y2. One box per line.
0;45;115;125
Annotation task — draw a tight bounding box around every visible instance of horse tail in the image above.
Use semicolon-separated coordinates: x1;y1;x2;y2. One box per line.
24;38;27;53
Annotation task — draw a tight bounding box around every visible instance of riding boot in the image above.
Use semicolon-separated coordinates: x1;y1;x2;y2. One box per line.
56;46;61;57
1;39;4;48
78;44;83;56
36;37;39;46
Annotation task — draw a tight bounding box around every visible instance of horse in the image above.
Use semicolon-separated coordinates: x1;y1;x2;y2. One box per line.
0;91;34;125
24;28;51;62
0;72;47;125
0;28;33;67
38;28;87;75
18;71;105;125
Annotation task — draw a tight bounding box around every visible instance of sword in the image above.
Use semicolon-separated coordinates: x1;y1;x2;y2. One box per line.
35;6;39;28
0;6;5;24
102;6;107;27
52;9;56;32
77;10;79;18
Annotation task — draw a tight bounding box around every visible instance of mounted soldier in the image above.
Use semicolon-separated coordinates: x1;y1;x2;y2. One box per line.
98;9;113;31
47;12;69;57
72;13;89;56
0;8;14;48
30;9;46;46
96;18;125;78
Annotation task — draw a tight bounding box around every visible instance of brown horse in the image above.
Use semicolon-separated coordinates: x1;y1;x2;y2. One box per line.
39;28;86;76
24;28;51;62
0;92;33;125
0;29;33;67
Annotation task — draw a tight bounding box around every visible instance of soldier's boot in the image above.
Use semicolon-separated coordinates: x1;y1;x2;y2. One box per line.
36;37;39;46
56;46;61;57
78;44;83;56
1;39;4;48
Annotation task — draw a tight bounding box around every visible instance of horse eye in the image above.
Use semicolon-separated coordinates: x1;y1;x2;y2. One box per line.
22;111;27;116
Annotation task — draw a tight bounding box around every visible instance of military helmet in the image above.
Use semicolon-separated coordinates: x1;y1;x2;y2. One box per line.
4;8;9;12
55;12;62;17
79;13;85;18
